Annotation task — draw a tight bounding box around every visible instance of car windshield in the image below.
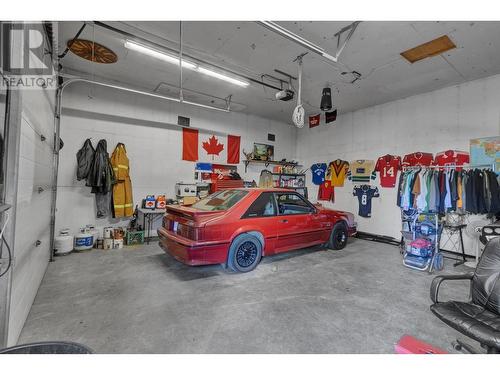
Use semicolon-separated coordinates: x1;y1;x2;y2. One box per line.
191;190;248;211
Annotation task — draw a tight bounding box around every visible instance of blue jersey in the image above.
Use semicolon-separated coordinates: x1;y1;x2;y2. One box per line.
353;185;380;218
310;163;327;185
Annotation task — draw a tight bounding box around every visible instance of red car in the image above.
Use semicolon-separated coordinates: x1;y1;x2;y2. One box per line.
158;188;356;272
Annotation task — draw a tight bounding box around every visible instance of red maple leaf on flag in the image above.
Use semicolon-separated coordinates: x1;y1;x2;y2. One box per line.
202;135;224;159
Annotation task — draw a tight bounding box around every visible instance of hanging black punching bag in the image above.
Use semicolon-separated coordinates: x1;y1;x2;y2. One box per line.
320;87;332;111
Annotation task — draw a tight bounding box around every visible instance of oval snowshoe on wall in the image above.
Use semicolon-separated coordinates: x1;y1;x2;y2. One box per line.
67;39;118;64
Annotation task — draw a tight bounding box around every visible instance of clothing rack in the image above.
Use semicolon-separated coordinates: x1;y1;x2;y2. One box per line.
399;162;498;260
402;163;494;171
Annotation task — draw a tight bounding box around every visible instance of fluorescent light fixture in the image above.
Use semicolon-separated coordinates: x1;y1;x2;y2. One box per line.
124;40;197;70
124;40;249;87
257;21;337;63
183;100;229;112
197;67;249;87
61;76;230;113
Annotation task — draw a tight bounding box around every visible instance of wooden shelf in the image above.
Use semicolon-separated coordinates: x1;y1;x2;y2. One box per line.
271;173;305;177
243;159;301;173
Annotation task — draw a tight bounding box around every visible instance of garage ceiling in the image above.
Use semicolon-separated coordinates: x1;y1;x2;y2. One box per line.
58;21;500;124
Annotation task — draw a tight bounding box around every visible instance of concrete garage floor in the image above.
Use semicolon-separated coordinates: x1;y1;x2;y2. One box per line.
18;238;475;353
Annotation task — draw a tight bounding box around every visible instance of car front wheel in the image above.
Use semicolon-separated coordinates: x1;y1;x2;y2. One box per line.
227;233;262;273
328;222;348;250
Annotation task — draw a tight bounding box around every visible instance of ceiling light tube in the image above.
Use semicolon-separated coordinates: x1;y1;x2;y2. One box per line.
257;21;338;63
197;67;249;87
124;39;249;88
183;100;229;112
124;40;198;70
60;77;230;113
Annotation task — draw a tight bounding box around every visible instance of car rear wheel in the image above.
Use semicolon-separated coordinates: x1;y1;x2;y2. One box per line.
328;222;348;250
227;233;262;273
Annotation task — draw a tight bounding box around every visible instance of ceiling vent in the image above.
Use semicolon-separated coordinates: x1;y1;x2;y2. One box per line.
400;35;456;63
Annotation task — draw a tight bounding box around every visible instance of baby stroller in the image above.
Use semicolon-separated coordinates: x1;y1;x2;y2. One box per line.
403;212;444;273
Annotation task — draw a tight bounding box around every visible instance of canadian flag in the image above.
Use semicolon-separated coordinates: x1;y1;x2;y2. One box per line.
182;128;240;164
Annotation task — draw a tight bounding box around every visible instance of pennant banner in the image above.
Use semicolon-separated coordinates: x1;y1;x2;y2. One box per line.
182;128;198;161
227;135;241;164
309;114;321;128
325;109;338;124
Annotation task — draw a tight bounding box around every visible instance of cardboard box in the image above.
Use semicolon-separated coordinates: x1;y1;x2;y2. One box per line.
182;196;198;205
176;183;197;197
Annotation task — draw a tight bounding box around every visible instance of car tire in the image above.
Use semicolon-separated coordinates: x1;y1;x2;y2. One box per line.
227;233;263;273
328;222;348;250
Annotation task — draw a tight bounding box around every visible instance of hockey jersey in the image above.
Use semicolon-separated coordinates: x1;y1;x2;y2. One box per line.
434;150;469;170
327;159;349;187
402;152;434;167
347;160;376;183
375;154;402;188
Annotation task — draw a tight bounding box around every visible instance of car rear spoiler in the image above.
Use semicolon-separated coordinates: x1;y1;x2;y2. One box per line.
166;205;224;220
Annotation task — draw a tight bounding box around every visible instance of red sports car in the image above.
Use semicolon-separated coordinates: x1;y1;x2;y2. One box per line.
158;188;356;272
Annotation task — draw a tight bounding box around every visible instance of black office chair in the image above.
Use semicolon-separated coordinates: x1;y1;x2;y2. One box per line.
430;237;500;354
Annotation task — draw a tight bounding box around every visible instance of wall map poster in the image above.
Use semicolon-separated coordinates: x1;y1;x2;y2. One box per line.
470;136;499;173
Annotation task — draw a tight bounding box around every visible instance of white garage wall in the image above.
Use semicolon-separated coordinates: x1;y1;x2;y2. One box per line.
8;87;56;345
297;73;500;243
55;83;297;235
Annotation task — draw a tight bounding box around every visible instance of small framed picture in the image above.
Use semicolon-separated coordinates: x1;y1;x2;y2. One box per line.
253;143;274;161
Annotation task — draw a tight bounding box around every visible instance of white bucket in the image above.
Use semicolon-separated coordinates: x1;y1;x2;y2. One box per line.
74;228;93;251
113;239;124;249
103;238;114;250
54;229;73;255
104;227;114;239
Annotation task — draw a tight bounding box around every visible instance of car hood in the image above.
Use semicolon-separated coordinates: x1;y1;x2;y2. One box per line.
315;205;356;227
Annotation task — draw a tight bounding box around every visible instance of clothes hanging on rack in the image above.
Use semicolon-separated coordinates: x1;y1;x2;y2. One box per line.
398;166;499;216
416;169;428;211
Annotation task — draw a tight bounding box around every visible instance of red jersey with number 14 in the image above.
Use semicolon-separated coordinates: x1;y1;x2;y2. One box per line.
375;154;402;187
